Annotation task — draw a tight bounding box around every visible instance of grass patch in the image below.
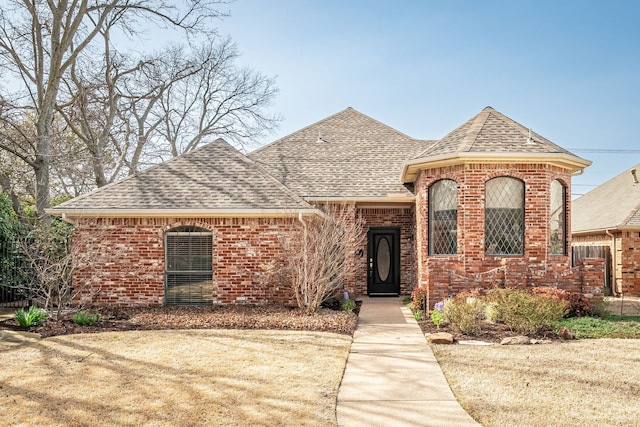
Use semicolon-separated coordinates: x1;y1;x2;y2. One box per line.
559;316;640;339
73;311;100;326
434;339;640;426
0;330;351;426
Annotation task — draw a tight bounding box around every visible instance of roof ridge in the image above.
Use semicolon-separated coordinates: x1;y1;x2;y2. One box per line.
250;107;420;156
460;109;491;152
205;139;313;208
53;140;224;208
487;108;571;153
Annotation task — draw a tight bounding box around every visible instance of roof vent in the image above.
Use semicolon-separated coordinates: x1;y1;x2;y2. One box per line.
525;128;536;145
316;133;328;144
632;168;639;186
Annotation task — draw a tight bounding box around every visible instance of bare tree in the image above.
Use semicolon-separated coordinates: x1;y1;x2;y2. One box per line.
58;35;280;188
157;39;280;156
0;1;226;223
277;205;366;315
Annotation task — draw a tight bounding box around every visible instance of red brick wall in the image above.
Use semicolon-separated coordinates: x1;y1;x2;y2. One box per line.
72;217;300;306
414;163;602;306
620;231;640;295
346;207;416;298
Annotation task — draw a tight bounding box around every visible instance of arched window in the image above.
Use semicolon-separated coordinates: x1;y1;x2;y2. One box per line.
485;177;524;255
165;226;213;305
429;179;458;255
550;180;566;255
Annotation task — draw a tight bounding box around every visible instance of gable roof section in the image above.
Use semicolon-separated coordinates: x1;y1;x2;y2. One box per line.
249;107;432;200
402;107;591;182
48;138;316;218
572;164;640;233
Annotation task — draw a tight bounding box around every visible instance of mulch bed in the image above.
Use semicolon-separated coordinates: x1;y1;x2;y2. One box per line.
415;316;561;343
0;304;359;338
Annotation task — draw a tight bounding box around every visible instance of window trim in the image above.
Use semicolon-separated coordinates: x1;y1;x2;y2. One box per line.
428;179;458;256
550;179;567;256
164;226;213;306
484;176;525;256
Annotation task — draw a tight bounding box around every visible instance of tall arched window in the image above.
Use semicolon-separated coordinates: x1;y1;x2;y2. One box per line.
429;179;458;255
550;180;566;255
165;226;213;305
485;177;524;255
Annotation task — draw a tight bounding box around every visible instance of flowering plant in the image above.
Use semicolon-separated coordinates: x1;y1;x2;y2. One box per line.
430;301;445;329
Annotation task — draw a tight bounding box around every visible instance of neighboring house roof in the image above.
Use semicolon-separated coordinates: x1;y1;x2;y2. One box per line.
402;107;591;182
249;107;431;201
48;139;316;218
572;164;640;233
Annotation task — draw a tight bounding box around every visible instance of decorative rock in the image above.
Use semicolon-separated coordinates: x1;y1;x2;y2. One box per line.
428;332;454;344
500;336;531;345
558;327;576;340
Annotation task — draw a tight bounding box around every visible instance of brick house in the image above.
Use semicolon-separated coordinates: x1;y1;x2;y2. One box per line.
49;106;603;307
572;164;640;297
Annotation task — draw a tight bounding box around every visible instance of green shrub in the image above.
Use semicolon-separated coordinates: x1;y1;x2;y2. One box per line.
429;309;444;328
429;300;446;328
341;299;356;312
413;310;425;321
14;306;48;327
73;311;100;326
443;294;484;335
487;288;567;335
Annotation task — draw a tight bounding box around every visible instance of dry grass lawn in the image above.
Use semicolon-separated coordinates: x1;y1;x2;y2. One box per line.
434;339;640;427
0;330;351;426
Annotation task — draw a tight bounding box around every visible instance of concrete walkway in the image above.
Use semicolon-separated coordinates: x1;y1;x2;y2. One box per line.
337;297;479;427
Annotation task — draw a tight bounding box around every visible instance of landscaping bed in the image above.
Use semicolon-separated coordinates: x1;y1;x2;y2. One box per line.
415;316;560;343
0;304;358;338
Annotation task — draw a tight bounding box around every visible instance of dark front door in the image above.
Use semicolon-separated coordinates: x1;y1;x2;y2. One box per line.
367;227;401;295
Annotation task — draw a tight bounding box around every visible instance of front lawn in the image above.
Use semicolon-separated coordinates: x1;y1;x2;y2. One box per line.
435;339;640;426
0;330;351;426
559;315;640;339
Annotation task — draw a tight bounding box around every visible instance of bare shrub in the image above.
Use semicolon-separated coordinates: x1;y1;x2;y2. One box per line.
486;288;568;335
443;295;485;335
278;204;365;315
17;220;111;319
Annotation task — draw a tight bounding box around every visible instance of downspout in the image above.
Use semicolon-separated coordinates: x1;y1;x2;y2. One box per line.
572;168;585;177
605;229;618;296
61;213;76;226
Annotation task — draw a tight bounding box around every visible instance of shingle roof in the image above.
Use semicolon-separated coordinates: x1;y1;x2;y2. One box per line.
249;107;432;199
572;164;640;233
415;106;578;158
49;138;313;213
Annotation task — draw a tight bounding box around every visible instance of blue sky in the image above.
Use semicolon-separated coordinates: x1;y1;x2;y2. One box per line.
215;0;640;196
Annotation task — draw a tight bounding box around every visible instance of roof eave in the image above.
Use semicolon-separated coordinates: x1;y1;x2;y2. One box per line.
571;225;640;236
304;196;414;203
401;152;592;183
46;208;322;220
304;196;415;208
